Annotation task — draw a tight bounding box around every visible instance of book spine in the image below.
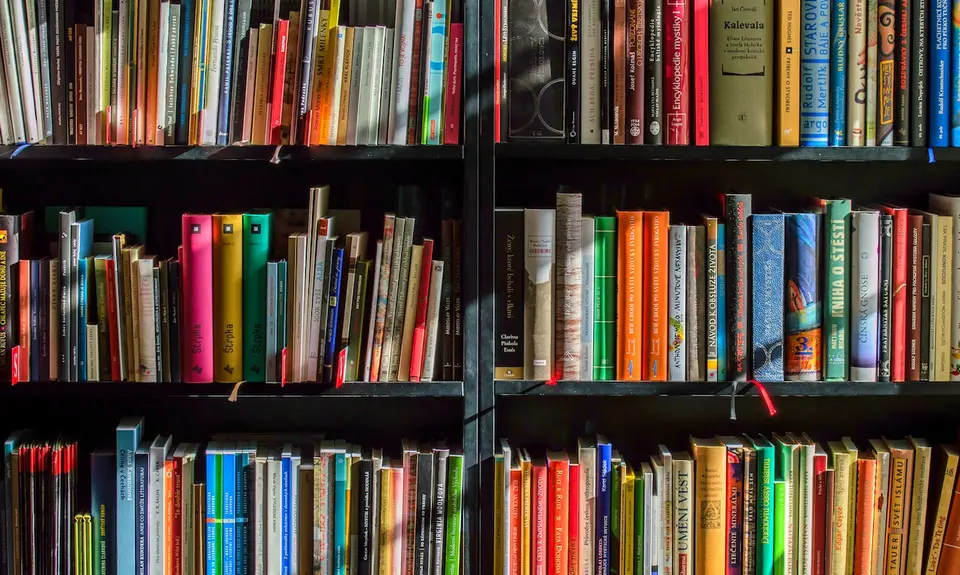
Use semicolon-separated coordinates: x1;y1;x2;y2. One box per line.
421;261;445;381
567;0;581;143
851;212;880;381
597;443;612;575
939;475;960;573
931;0;949;145
409;243;432;381
668;226;686;381
692;0;708;144
830;0;848;144
824;200;852;380
182;214;214;383
222;452;236;575
613;0;627;144
175;0;194;143
724;195;751;382
213;215;243;383
686;226;705;381
884;453;911;575
617;213;642;381
751;214;785;382
704;218;719;380
878;214;893;381
800;0;831;146
443;24;463;145
716;225;727;380
908;216;923;381
726;448;744;575
322;249;344;382
696;445;725;575
555;194;583;380
643;212;669;380
594;216;617;380
925;452;958;575
879;0;896;144
106;260;121;380
778;0;801;144
910;0;926;144
756;446;774;575
602;0;612;143
581;218;596;380
136;449;149;575
664;0;689;144
867;0;879;144
371;217;396;381
581;0;601;143
785;213;822;380
242;213;271;382
889;208;908;381
848;0;866;144
215;0;237;144
895;0;911;144
644;0;662;143
0;216;18;381
269;20;290;145
524;209;555;381
906;445;931;575
625;0;643;144
934;216;953;381
228;0;252;142
921;222;933;381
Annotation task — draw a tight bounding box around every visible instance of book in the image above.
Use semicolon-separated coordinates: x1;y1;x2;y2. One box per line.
751;214;785;382
724;195;751;381
594;216;617;380
524;209;555;380
555;193;582;380
784;212;822;381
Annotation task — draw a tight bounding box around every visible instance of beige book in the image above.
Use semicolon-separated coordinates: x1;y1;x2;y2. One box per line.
906;438;932;575
135;0;149;143
326;26;347;145
49;259;59;379
252;23;274;144
870;439;892;575
136;257;157;381
925;445;959;575
286;234;300;382
396;245;423;381
524;209;555;380
125;246;143;381
673;452;694;575
828;441;853;575
379;217;407;380
690;437;724;575
387;219;415;381
241;26;260;143
842;438;859;575
87;324;100;381
336;26;355;145
295;234;310;380
885;438;915;575
420;261;444;382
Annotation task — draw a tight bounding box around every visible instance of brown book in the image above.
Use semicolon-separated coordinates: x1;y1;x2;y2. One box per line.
194;483;205;575
626;0;645;144
907;214;923;381
885;438;915;575
613;0;627;144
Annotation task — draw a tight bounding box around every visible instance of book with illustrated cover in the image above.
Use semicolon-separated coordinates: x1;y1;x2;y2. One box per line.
507;0;566;140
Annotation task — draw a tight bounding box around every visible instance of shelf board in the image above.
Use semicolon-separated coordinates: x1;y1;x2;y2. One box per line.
496;143;929;162
1;381;464;399
0;144;463;162
495;380;960;397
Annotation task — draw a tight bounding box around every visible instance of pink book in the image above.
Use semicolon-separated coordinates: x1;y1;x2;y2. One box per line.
409;238;434;380
692;0;708;145
181;214;214;382
665;0;690;145
443;24;463;145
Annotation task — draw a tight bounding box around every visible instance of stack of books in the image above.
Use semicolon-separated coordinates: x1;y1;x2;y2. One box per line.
494;435;960;575
495;191;960;382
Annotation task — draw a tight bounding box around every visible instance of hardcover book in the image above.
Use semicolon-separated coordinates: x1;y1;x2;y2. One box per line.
830;0;848;145
582;216;595;379
894;0;910;144
524;209;555;380
594;216;617;380
867;0;879;143
496;209;524;379
878;213;893;380
751;214;785;382
785;212;822;381
645;0;663;143
664;0;690;144
800;0;831;146
181;214;214;383
686;226;705;381
817;198;851;380
617;211;643;380
556;193;583;380
850;211;880;381
878;0;896;145
847;0;867;144
643;211;669;380
930;0;948;145
724;195;750;381
508;0;566;140
667;225;686;380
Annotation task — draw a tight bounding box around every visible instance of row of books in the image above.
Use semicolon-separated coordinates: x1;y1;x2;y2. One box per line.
496;0;952;146
0;186;465;384
494;435;960;575
0;417;466;575
0;0;462;146
494;192;960;383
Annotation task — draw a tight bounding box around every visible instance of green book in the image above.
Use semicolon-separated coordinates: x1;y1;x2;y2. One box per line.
820;198;851;380
610;457;622;575
634;474;644;575
750;435;776;575
594;216;617;379
94;255;112;380
443;453;464;575
773;480;786;575
242;212;273;381
277;260;288;365
346;260;371;381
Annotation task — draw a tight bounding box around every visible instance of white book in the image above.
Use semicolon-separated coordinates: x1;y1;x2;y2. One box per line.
116;0;129;143
266;455;282;575
928;193;960;380
420;260;444;381
356;26;376;145
847;0;866;146
396;244;423;381
366;26;385;145
658;446;674;575
148;436;172;575
650;461;661;575
672;454;694;575
242;25;259;143
580;216;595;380
580;0;601;144
346;27;365;145
668;225;686;380
22;0;43;139
865;0;878;145
797;437;815;575
851;210;880;381
10;0;39;142
388;0;415;144
156;0;170;142
201;0;226;144
137;259;158;381
180;445;199;575
377;27;394;144
577;439;596;575
327;26;346;145
555;192;582;380
363;241;384;381
0;50;14;143
0;0;25;143
641;462;653;575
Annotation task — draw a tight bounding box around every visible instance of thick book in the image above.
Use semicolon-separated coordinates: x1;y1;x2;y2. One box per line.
645;0;663;144
894;0;911;144
524;209;555;380
495;209;524;379
0;215;19;381
710;0;774;145
214;214;243;383
613;0;627;144
566;0;580;143
785;212;822;380
778;0;801;145
594;216;617;380
181;214;214;383
880;205;908;381
928;193;960;380
691;438;725;575
507;0;566;140
724;195;751;381
116;417;143;575
830;0;848;145
751;214;785;382
625;0;643;144
907;214;923;381
878;0;895;144
582;217;595;380
664;0;689;144
850;211;880;381
555;193;582;380
818;198;852;380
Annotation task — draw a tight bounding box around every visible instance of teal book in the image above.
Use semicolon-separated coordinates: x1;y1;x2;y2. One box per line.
818;199;851;380
594;216;617;380
78;257;88;381
116;418;142;575
242;212;272;381
773;480;786;575
750;436;776;575
333;451;347;575
717;223;727;381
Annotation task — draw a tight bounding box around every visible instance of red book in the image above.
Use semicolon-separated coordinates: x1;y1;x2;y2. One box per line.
547;453;570;575
407;0;426;144
567;462;579;575
853;456;877;575
881;205;908;381
626;0;645;144
664;0;690;144
812;447;828;575
409;239;435;381
105;258;121;381
171;456;184;575
444;24;463;145
692;0;708;144
269;20;290;145
532;460;548;575
181;214;214;383
402;449;419;575
906;214;922;381
493;0;501;143
19;260;28;382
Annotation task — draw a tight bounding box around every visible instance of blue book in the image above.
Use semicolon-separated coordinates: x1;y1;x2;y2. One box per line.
78;258;87;381
596;437;612;575
751;215;786;381
206;443;220;575
717;223;727;381
785;213;823;380
71;219;94;381
801;0;831;145
116;417;143;575
236;445;252;575
323;249;345;382
423;1;447;145
217;0;238;144
932;0;950;145
222;445;237;575
333;451;347;575
952;0;960;145
91;450;116;575
281;445;292;575
135;442;150;575
830;0;848;145
176;0;196;143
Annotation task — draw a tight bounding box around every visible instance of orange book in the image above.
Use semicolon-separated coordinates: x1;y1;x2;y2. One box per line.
509;464;522;575
532;459;548;575
547;452;569;575
617;211;643;380
854;455;876;575
18;260;29;382
164;458;176;575
642;211;669;381
938;468;960;575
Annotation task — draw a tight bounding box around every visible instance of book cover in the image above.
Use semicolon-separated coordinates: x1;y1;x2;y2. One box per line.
524;209;555;380
785;212;822;380
668;225;686;380
507;0;566;140
182;214;214;382
931;0;949;145
214;214;243;383
645;0;663;143
594;216;617;380
751;214;785;382
830;0;848;144
879;213;894;380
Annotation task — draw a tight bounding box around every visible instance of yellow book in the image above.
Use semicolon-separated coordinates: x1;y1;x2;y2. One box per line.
213;214;243;383
934;216;953;381
828;441;853;575
378;466;393;575
252;23;273;144
494;451;505;575
188;0;203;144
691;437;725;575
336;27;355;145
925;446;959;575
843;438;859;575
145;0;159;145
622;466;636;575
906;438;932;575
73;515;82;575
777;0;800;146
397;245;423;381
520;449;532;575
311;13;333;144
315;0;342;141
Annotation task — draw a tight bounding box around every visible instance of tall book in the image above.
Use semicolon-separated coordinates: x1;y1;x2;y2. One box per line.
724;194;751;381
932;213;953;380
116;417;143;575
778;0;801;144
686;226;705;381
617;211;643;380
880;205;908;381
928;193;960;380
878;0;896;144
582;216;595;379
645;0;663;144
930;0;949;145
879;213;894;380
495;209;524;379
867;0;879;144
182;214;214;382
830;0;848;145
664;0;689;144
703;216;720;380
581;0;602;143
555;193;582;380
524;209;555;380
850;210;881;381
667;226;686;381
0;215;19;381
507;0;566;140
924;445;958;575
799;0;831;146
784;212;822;381
905;438;931;575
213;214;243;383
818;199;851;380
594;216;617;380
894;0;910;144
242;212;271;382
751;214;785;382
885;439;915;575
910;0;926;145
643;211;669;380
691;438;725;575
847;0;866;145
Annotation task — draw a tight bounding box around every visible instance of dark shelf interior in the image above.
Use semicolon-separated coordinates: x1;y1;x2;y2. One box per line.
0;144;464;162
495;143;939;162
493;380;960;396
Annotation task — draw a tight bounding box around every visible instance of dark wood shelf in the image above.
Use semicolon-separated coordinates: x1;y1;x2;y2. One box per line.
0;144;463;162
1;380;464;399
495;380;960;397
496;143;932;162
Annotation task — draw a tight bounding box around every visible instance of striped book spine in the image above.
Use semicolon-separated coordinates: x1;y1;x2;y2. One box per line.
801;0;831;146
850;211;880;381
785;213;822;380
724;195;751;382
830;0;848;145
751;214;785;382
717;222;727;381
594;216;617;380
952;0;960;145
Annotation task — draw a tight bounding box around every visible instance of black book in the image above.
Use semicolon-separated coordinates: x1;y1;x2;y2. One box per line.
357;457;374;575
920;222;931;380
441;220;453;380
152;267;162;383
645;0;663;144
507;0;566;139
176;0;197;144
452;220;462;379
894;0;910;145
500;0;509;142
878;213;893;381
566;0;580;143
64;0;76;144
50;0;68;144
58;211;76;381
29;261;39;381
494;209;524;379
413;450;435;575
168;260;181;382
0;215;20;383
724;194;751;382
230;0;255;142
910;0;926;145
601;0;612;142
431;449;449;575
36;0;54;142
38;260;49;382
